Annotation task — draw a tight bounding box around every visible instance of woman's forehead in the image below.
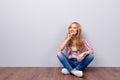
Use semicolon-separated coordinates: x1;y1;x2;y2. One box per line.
71;24;77;27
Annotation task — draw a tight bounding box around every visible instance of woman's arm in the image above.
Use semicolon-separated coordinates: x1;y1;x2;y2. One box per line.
57;38;69;53
77;50;94;62
57;32;73;53
82;50;94;56
77;38;94;61
82;38;94;54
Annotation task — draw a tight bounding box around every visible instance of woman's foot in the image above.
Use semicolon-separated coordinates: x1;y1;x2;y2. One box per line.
71;70;83;77
61;68;70;74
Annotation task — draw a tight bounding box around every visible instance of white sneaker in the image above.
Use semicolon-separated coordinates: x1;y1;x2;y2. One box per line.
61;68;70;74
72;70;83;77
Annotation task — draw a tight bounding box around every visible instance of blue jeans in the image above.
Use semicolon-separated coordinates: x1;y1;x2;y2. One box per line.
57;52;94;72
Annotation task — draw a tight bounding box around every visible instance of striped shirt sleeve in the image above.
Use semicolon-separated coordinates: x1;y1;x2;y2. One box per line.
82;38;93;50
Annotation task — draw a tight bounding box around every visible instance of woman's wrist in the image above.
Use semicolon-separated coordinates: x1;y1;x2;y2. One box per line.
83;52;87;57
66;37;70;41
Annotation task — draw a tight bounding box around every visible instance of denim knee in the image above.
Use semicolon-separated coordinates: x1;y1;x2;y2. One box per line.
87;54;94;61
57;52;66;60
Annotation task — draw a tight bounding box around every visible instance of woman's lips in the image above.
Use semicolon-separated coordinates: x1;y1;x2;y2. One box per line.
70;30;74;33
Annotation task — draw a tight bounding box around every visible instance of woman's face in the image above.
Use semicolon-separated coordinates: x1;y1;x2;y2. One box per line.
69;24;78;35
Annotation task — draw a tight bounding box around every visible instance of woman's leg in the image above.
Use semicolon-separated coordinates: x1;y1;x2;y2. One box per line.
57;52;73;72
57;52;84;77
75;54;94;70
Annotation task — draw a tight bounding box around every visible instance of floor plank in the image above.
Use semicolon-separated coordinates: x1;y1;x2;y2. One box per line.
0;67;120;80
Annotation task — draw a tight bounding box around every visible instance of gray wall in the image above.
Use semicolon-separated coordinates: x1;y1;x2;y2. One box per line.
0;0;120;67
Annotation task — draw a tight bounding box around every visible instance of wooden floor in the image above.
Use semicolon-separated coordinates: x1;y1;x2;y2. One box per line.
0;67;120;80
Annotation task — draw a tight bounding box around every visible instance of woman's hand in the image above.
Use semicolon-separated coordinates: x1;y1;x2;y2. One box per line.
77;52;87;62
66;31;74;40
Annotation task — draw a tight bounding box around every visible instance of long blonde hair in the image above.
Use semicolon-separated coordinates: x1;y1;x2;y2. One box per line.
66;22;83;51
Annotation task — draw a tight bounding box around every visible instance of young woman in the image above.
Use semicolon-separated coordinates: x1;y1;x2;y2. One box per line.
57;22;94;77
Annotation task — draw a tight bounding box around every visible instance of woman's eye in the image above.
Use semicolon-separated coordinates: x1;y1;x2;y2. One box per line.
73;27;77;29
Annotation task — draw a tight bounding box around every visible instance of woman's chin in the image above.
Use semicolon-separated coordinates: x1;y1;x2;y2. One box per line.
72;34;77;38
73;33;77;36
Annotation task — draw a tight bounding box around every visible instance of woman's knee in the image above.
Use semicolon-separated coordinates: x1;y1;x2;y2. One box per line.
86;54;94;61
57;51;62;55
57;52;65;58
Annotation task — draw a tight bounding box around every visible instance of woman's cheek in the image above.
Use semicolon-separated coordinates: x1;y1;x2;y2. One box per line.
74;31;77;34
